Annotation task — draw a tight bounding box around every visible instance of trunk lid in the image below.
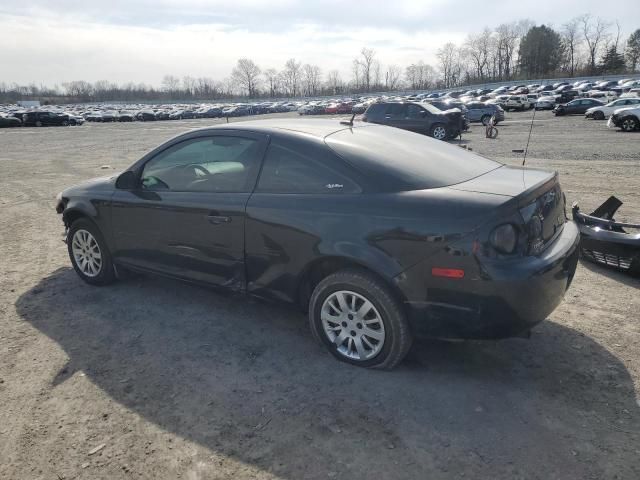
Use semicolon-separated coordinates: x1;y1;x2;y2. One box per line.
450;165;566;253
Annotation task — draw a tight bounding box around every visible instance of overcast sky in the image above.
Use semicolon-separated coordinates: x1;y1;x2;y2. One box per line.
1;0;638;86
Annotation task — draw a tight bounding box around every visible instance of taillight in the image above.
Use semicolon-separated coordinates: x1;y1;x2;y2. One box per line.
489;223;518;254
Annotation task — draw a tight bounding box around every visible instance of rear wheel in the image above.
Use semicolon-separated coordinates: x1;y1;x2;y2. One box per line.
67;218;115;286
621;117;638;132
309;269;413;369
593;111;605;120
430;123;448;140
35;121;43;127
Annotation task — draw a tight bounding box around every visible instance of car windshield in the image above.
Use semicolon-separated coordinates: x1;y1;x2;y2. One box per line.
326;125;501;191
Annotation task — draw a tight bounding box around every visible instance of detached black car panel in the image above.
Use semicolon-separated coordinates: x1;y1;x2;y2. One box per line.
573;196;640;274
56;119;580;369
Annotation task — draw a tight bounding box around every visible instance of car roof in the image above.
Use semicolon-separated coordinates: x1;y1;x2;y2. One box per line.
188;119;365;140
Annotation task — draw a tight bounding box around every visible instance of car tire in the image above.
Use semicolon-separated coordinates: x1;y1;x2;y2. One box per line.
62;120;69;126
621;117;638;132
481;115;491;126
35;121;42;127
429;123;448;140
309;269;413;370
67;218;116;286
593;111;605;120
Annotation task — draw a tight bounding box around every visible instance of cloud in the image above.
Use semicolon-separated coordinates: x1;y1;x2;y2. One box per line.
1;0;639;85
0;11;463;85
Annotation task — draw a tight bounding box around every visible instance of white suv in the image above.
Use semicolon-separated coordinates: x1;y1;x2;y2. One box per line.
502;95;532;111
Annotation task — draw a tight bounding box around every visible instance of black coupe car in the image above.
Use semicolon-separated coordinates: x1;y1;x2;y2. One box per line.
56;120;580;369
553;98;604;116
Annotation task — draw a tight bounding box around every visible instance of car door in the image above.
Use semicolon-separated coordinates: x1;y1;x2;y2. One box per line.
110;131;268;287
245;136;363;303
403;104;429;133
382;104;407;129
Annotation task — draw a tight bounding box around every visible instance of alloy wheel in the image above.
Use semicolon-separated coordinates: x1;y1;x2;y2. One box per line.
71;229;102;277
321;290;385;361
432;126;447;140
622;119;637;132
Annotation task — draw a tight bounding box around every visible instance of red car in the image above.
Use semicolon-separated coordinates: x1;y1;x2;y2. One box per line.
325;103;353;115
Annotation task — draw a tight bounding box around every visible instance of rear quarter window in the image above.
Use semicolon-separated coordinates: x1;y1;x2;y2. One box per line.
365;104;385;115
257;139;360;194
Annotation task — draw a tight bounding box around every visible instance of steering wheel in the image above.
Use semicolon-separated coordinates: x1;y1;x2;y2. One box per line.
189;164;209;177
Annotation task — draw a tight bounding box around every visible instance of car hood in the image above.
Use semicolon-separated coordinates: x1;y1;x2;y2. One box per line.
62;175;117;196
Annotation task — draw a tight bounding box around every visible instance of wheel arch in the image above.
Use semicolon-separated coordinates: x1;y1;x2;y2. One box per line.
296;255;408;313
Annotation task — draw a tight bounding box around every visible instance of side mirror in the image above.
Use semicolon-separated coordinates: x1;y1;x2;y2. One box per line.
115;170;138;190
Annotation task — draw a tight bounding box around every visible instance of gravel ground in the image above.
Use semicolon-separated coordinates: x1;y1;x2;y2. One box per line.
1;111;639;480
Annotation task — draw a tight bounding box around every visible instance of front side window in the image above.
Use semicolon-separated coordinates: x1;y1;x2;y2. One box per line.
257;141;360;194
141;136;260;193
406;104;425;118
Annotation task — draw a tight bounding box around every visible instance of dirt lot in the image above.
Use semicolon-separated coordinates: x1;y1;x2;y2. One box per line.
1;111;639;480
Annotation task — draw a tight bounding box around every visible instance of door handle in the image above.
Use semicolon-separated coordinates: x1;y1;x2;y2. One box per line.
207;214;231;225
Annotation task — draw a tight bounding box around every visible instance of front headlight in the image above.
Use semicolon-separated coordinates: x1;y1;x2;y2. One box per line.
489;224;518;254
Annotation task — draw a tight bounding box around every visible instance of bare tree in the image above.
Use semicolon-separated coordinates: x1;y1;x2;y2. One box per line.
495;23;520;80
580;14;610;74
405;61;436;90
281;58;302;97
231;58;261;98
384;65;402;90
326;70;342;94
161;75;180;96
373;61;382;90
562;18;582;76
437;43;459;87
356;48;376;92
465;28;492;80
263;68;280;98
302;64;322;96
351;60;361;91
182;76;196;97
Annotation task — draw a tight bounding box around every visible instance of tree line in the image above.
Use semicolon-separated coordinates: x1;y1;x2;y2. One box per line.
1;16;639;104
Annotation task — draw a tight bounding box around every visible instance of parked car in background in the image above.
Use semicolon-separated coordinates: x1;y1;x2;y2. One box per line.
535;96;556;110
363;102;465;140
585;98;640;120
0;114;22;127
586;90;618;102
464;102;504;124
553;98;604;116
135;110;157;121
65;113;85;125
101;111;120;122
118;111;135;122
608;106;640;132
21;111;70;127
620;80;640;92
55;119;579;369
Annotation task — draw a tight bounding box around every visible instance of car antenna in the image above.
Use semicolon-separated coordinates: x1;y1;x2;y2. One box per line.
513;107;537;166
340;113;356;126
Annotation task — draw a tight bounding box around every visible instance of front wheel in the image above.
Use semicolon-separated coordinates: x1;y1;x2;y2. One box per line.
593;111;605;120
67;218;115;285
621;117;638;132
430;123;448;140
309;269;413;369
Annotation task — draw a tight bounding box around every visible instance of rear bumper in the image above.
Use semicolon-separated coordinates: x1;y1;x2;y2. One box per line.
397;221;581;339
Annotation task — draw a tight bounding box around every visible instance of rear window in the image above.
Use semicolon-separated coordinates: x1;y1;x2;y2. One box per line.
326;125;501;191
